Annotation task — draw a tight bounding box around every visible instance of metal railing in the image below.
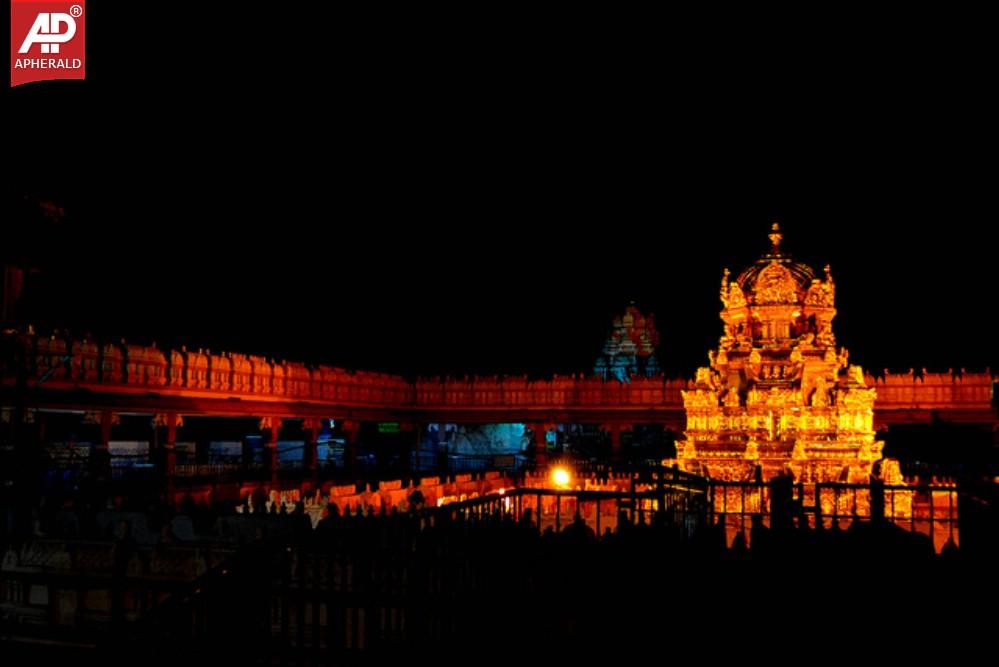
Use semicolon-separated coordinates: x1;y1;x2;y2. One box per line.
706;478;960;550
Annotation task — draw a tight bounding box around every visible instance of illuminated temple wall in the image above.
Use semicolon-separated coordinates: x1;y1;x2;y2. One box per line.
866;369;994;410
2;331;992;414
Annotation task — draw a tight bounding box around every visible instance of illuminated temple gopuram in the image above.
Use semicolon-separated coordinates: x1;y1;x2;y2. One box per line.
678;224;889;483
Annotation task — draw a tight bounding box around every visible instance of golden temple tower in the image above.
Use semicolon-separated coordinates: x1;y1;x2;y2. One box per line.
678;223;883;483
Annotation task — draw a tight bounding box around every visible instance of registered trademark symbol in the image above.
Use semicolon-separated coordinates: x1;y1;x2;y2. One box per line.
70;5;83;17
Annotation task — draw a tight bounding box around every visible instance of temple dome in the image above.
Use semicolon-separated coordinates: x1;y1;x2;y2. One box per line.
736;223;816;292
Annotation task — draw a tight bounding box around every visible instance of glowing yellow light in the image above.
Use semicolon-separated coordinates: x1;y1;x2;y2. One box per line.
552;467;571;488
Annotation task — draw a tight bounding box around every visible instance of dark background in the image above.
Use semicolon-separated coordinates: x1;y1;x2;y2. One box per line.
6;4;997;378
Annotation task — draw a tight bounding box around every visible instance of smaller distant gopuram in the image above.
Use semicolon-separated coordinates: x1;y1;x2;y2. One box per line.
594;303;661;382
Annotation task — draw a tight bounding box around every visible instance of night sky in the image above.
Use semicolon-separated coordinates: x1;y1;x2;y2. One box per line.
7;5;996;379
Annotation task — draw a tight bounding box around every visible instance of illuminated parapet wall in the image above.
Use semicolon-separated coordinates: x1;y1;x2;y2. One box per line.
867;369;995;414
679;224;884;483
2;326;993;425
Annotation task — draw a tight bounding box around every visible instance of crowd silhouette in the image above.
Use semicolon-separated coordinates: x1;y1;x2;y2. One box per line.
3;478;998;662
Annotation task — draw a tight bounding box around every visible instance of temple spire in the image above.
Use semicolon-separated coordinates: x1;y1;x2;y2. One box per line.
768;222;783;251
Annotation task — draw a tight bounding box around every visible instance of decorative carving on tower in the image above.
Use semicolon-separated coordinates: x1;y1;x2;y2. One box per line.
678;223;885;483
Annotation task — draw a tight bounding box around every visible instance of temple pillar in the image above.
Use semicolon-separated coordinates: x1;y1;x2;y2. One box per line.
150;413;181;493
340;419;360;476
404;422;423;475
152;413;180;479
99;410;113;451
163;413;179;479
260;417;281;483
607;423;635;462
603;423;623;461
531;423;550;466
88;409;115;479
302;417;322;480
400;421;420;475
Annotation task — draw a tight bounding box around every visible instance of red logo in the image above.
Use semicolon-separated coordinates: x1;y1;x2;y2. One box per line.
10;0;85;87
